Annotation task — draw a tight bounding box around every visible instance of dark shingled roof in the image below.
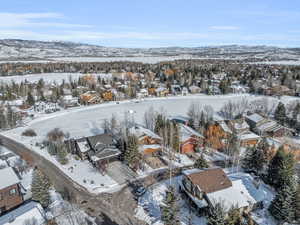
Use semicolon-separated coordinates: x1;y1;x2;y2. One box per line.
88;133;115;148
187;168;232;193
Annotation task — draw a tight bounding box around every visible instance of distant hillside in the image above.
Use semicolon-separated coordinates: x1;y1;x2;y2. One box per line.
0;39;299;61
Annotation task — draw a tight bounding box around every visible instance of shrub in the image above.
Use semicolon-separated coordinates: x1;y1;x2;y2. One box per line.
22;129;37;137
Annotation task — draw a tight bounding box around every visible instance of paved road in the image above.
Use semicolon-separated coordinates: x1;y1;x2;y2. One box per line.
0;134;146;225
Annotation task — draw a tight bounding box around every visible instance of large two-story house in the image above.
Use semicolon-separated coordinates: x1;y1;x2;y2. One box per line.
179;168;264;215
69;133;121;172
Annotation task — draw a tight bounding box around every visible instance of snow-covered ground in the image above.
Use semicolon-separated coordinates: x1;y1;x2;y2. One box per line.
135;176;207;225
1;94;298;194
252;60;300;65
52;56;205;64
0;72;112;84
6;94;299;139
48;190;96;225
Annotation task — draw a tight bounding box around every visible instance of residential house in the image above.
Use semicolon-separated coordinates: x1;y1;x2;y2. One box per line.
246;113;286;137
228;118;250;134
237;131;260;147
0;201;45;225
189;85;201;94
87;134;121;170
205;121;232;150
155;87;169;97
228;118;260;147
129;125;162;156
137;89;149;99
245;113;268;130
255;120;286;137
70;134;121;172
179;168;264;215
0;168;23;214
269;85;294;96
80;91;102;105
102;90;114;101
171;85;182;95
182;87;189;96
179;124;204;154
60;95;79;108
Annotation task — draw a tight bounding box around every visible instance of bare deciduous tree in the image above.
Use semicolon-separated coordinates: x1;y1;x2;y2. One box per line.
144;106;155;131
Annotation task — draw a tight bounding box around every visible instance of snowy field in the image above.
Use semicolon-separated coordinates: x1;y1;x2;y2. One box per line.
0;73;112;84
52;56;205;64
4;94;299;140
252;60;300;66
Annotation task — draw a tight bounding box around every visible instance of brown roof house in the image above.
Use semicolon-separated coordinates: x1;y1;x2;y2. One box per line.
0;167;24;214
179;168;265;215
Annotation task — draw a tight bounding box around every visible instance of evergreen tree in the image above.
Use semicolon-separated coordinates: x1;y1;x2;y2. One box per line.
161;186;180;225
0;110;7;129
207;203;226;225
225;206;243;225
295;182;300;223
194;154;209;169
267;146;295;190
171;122;180;152
124;135;139;169
27;91;35;106
31;168;51;208
269;183;295;223
242;145;266;175
56;142;68;165
274;102;286;125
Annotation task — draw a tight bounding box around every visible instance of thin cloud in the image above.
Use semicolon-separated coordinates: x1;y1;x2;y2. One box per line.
210;26;239;30
0;12;92;29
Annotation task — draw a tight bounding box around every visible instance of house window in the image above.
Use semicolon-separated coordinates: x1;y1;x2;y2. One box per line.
183;177;192;193
0;193;2;200
9;188;16;196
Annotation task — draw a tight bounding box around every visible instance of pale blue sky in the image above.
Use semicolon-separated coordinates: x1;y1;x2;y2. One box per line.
1;0;300;47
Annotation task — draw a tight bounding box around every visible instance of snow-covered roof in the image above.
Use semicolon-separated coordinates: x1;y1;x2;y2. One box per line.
62;95;75;100
77;139;90;153
0;159;8;168
179;124;204;141
0;167;20;189
246;113;264;124
233;120;249;130
208;172;265;211
182;168;202;176
129;126;162;140
90;147;121;161
256;120;281;133
238;131;260;141
0;201;45;225
219;121;232;134
170;115;189;123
